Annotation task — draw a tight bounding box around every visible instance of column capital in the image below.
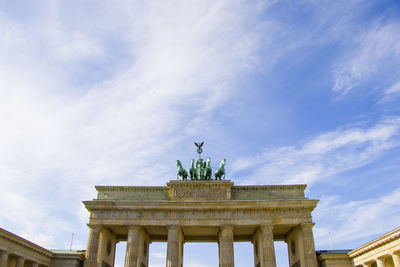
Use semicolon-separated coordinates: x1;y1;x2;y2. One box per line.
0;250;9;264
300;222;315;228
166;225;182;230
220;225;235;230
87;224;103;230
127;225;142;230
0;250;8;255
260;224;275;230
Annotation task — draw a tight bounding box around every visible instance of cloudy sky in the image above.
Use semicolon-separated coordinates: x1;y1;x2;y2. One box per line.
1;0;400;266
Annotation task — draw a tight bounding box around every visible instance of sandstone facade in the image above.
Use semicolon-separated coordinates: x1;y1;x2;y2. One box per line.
83;180;319;267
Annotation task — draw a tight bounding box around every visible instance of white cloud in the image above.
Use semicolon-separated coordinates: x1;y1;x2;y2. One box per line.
233;117;400;185
314;187;400;247
0;188;71;247
386;80;400;95
0;0;269;248
1;3;399;264
332;22;400;95
380;80;400;102
150;252;166;259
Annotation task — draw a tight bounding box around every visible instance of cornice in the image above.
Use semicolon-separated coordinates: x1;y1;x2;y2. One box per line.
0;228;54;258
83;199;319;211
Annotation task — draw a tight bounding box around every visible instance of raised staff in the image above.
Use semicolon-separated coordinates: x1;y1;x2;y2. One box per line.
194;141;204;158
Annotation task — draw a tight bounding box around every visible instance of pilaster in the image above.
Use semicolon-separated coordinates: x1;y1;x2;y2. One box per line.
219;226;234;267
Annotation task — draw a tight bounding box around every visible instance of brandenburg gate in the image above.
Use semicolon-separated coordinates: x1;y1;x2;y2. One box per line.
83;144;319;267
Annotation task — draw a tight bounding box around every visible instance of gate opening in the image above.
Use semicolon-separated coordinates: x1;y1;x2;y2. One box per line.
114;241;126;267
234;242;253;267
148;242;167;267
275;241;289;267
183;242;218;267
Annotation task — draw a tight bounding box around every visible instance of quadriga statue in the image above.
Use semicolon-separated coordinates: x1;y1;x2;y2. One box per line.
214;159;226;180
176;160;188;180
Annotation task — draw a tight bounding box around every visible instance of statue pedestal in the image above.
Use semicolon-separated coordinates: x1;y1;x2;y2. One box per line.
167;180;234;201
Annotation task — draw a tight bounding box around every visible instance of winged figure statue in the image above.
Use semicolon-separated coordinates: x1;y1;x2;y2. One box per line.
194;141;204;148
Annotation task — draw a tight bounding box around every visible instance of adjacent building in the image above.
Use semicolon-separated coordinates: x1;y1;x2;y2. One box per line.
0;228;84;267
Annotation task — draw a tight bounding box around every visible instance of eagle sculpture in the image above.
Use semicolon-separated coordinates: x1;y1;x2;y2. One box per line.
194;141;204;148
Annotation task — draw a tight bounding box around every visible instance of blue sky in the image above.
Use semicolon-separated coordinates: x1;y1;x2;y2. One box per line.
1;0;400;266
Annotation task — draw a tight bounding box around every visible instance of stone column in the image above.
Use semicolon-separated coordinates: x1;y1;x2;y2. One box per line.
125;226;150;267
15;257;24;267
32;262;39;267
84;225;102;267
259;225;276;267
300;223;318;267
143;239;151;267
392;254;400;267
376;258;385;267
125;226;141;267
219;226;234;267
219;241;222;267
166;226;183;267
252;240;258;267
0;251;9;267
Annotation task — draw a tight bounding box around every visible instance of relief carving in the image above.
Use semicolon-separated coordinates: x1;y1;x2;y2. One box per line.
173;187;227;199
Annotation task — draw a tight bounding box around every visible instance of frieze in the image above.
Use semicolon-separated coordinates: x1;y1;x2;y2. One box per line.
91;208;310;220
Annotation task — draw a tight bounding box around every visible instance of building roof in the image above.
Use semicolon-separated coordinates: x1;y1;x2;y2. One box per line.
316;250;353;255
